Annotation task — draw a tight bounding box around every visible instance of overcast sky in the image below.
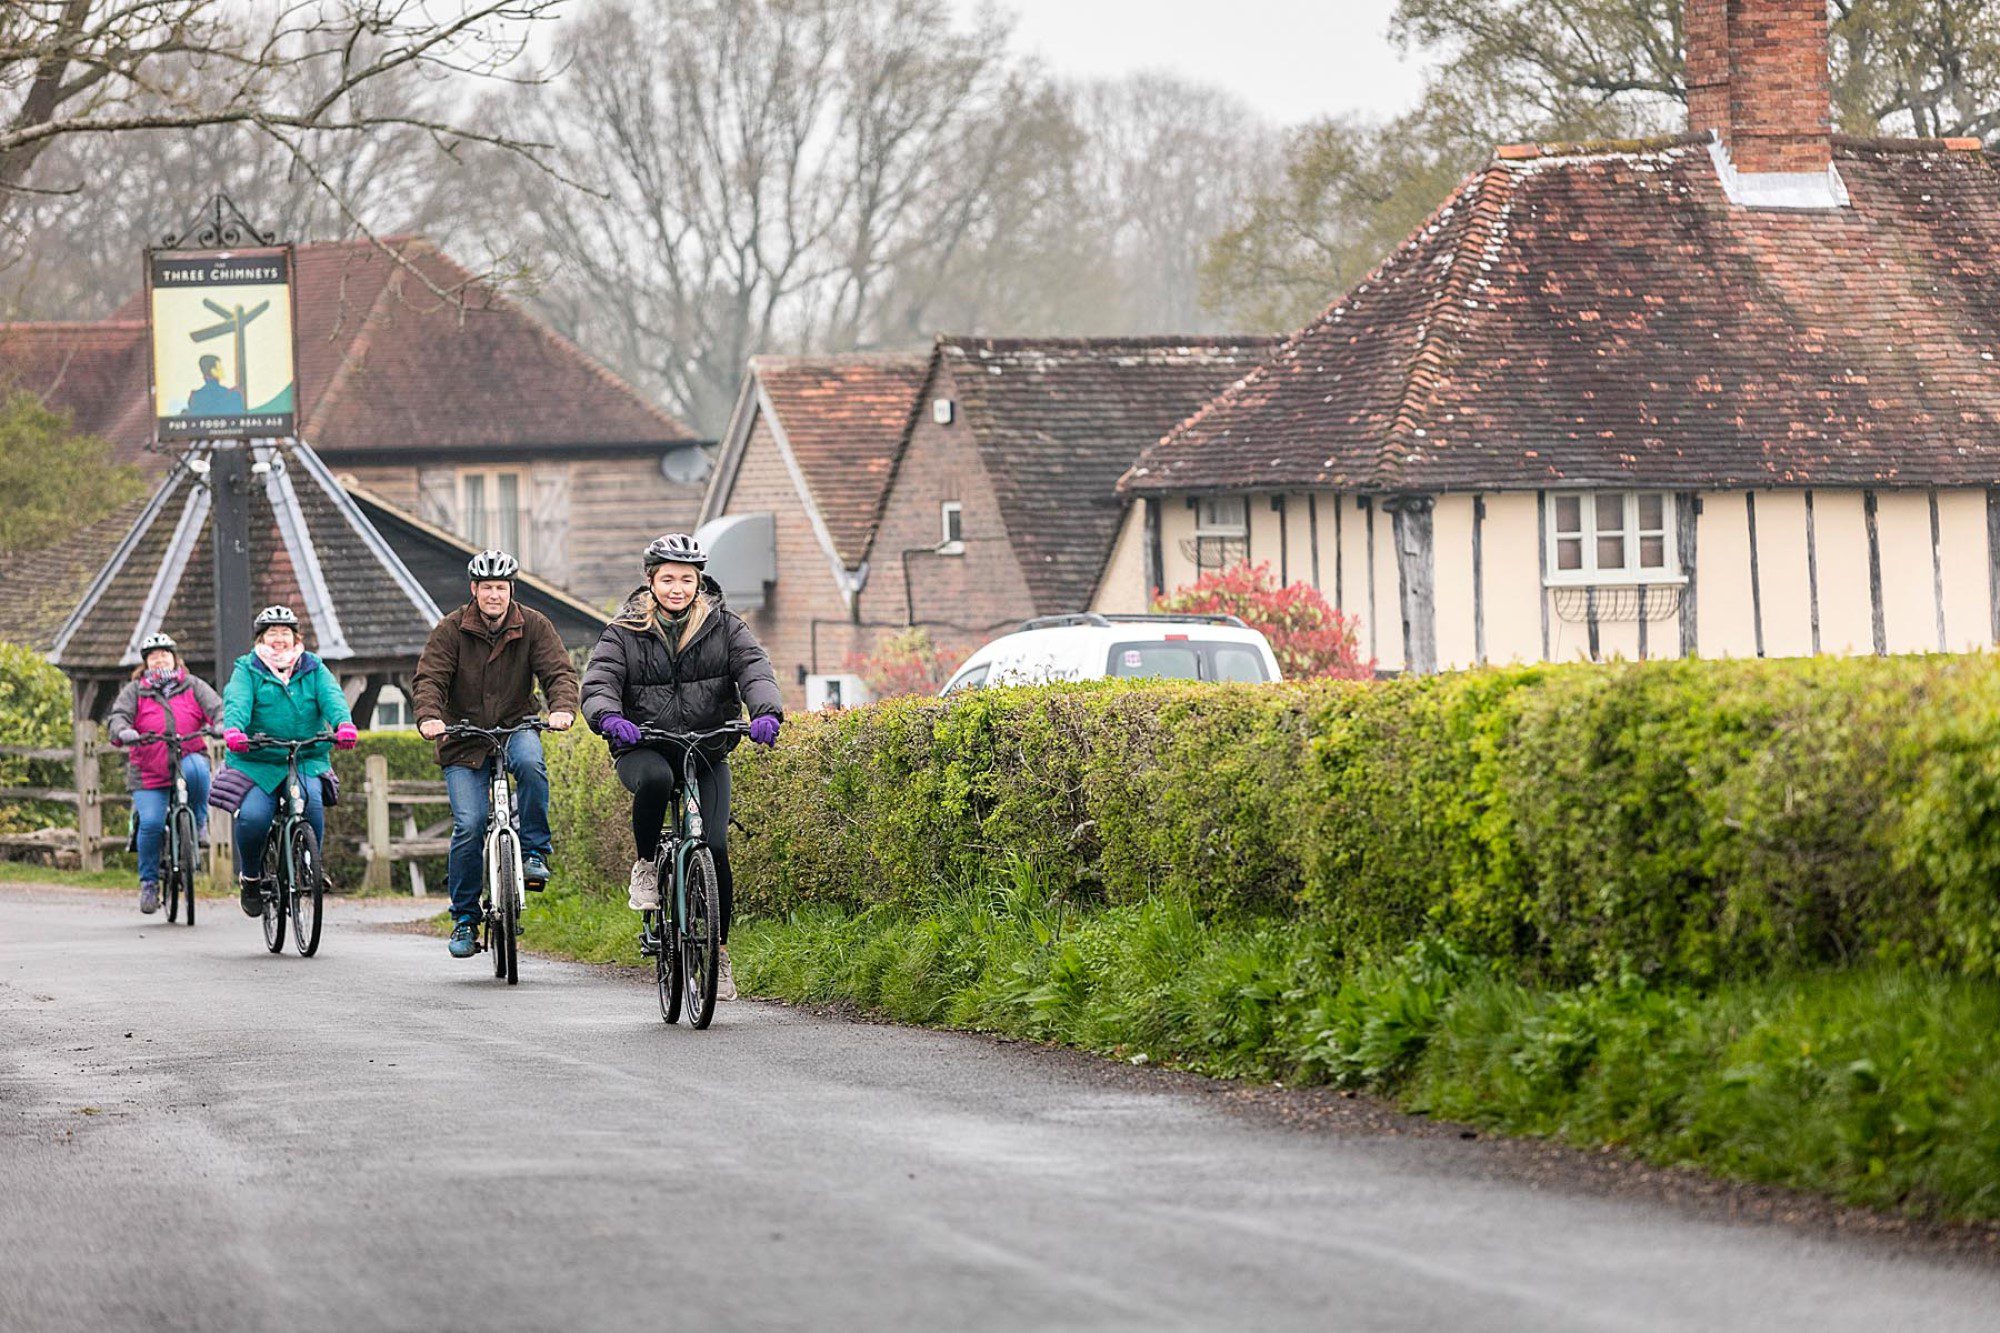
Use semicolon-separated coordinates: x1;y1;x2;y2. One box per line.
962;0;1436;127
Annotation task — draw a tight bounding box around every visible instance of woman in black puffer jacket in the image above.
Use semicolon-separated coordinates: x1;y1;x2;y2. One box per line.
581;533;783;997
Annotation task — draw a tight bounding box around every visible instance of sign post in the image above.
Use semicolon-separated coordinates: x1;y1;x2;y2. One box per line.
146;197;296;674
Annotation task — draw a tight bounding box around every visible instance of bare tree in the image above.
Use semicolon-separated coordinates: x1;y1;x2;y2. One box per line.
488;0;1060;433
0;1;562;275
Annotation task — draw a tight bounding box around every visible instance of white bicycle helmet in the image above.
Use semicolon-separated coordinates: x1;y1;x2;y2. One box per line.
253;605;299;633
139;632;177;654
644;533;707;571
467;549;520;581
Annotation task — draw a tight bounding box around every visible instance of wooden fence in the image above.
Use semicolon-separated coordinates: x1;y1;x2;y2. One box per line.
0;726;446;896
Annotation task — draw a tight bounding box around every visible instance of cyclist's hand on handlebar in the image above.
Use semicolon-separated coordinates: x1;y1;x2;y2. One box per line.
547;710;575;732
334;722;359;750
224;728;249;754
600;714;642;747
116;726;142;746
418;717;447;740
748;714;781;748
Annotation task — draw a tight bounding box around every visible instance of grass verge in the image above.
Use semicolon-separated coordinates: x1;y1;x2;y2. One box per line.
513;877;2000;1222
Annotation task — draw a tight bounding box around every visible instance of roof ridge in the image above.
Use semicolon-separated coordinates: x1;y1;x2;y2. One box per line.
1377;164;1515;489
1124;163;1491;496
939;333;1279;354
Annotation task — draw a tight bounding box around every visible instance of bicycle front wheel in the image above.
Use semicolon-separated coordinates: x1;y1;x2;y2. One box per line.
491;835;519;985
682;846;721;1030
288;822;324;958
261;836;286;954
170;806;198;926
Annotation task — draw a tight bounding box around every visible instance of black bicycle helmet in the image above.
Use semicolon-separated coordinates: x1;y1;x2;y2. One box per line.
644;533;707;571
467;549;520;581
253;605;300;633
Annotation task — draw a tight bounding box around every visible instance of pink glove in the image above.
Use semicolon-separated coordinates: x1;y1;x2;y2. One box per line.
334;722;360;750
748;715;781;748
224;728;249;754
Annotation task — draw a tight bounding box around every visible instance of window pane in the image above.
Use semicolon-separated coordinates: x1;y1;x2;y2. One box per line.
462;474;485;544
1596;493;1625;532
497;473;521;554
1598;534;1628;569
1108;643;1202;680
1200;496;1247;531
1209;646;1269;683
1640;535;1665;568
1638;493;1665;529
1555;495;1582;534
1557;537;1583;570
942;504;962;543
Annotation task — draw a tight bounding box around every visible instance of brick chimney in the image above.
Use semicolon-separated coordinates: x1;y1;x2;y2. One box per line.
1685;0;1832;174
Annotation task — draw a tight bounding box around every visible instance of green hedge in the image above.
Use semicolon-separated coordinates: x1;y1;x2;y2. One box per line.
324;731;450;890
0;643;75;834
549;653;2000;984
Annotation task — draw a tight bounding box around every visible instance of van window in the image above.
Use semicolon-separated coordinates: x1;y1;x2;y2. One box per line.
1109;644;1201;680
944;664;989;694
1106;641;1270;683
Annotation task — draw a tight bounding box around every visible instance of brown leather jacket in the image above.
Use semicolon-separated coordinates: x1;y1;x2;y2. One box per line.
412;602;582;769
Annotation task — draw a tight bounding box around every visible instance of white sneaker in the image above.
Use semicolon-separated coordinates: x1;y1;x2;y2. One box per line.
716;945;737;1001
627;859;660;911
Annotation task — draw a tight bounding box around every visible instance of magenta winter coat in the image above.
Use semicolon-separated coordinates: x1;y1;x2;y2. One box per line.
106;670;224;790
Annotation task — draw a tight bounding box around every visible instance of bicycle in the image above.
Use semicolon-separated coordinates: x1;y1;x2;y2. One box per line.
128;717;218;927
239;731;338;957
440;719;552;986
635;722;746;1030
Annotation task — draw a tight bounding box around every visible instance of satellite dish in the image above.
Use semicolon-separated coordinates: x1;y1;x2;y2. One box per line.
660;445;712;487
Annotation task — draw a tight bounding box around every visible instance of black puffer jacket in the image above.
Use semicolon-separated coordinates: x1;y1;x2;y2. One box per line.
580;578;782;755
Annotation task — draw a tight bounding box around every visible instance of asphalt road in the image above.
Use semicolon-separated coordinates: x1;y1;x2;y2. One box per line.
3;884;1996;1333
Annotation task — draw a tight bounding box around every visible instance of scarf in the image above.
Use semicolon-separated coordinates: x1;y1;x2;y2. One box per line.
144;667;180;690
255;641;304;684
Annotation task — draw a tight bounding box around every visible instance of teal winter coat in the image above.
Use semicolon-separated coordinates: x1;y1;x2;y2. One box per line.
220;651;352;793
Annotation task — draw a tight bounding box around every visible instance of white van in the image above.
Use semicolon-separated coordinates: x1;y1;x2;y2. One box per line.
940;614;1283;693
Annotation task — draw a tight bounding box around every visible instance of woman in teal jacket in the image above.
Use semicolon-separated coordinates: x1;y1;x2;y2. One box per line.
217;605;357;915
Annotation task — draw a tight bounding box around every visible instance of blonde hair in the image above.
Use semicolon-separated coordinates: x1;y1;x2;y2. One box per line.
619;579;711;651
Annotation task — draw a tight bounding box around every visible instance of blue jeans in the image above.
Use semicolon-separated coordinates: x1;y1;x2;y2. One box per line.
133;754;211;884
444;729;551;924
234;775;326;878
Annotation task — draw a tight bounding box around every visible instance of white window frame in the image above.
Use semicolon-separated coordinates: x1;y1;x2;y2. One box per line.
1543;490;1684;587
458;466;525;556
939;501;964;555
1195;495;1248;538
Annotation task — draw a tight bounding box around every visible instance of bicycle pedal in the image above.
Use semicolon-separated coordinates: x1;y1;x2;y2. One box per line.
637;931;660;958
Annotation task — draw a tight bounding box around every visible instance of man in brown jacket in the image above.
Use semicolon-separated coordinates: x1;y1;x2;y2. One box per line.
413;550;581;959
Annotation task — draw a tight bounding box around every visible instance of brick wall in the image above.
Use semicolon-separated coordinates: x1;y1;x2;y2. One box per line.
721;408;863;712
854;363;1037;669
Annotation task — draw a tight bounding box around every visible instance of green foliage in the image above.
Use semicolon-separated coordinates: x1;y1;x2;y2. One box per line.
0;392;145;555
550;654;2000;985
0;642;74;834
322;731;451;890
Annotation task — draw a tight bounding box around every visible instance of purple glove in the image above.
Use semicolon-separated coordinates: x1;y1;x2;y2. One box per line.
748;715;781;748
224;728;249;754
334;722;360;750
601;714;642;747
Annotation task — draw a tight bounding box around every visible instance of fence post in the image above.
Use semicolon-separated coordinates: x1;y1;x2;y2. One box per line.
206;737;234;888
363;753;392;892
73;720;102;873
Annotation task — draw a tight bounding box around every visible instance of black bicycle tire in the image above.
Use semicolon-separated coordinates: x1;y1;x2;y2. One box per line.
171;806;198;926
261;835;286;953
494;834;520;985
165;820;182;924
289;822;324;958
683;846;721;1030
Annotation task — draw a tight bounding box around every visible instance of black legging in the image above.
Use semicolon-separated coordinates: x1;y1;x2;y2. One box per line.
615;746;733;942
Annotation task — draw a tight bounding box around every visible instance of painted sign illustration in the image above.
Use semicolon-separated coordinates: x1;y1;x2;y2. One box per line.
149;247;297;442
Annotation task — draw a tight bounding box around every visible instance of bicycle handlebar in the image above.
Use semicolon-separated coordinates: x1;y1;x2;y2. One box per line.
440;718;554;745
634;722;751;745
126;726;224;745
240;731;340;755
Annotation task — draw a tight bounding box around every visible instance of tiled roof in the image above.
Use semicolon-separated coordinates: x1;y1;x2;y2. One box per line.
52;441;441;673
752;353;931;566
930;336;1279;612
0;500;149;651
0;322;152;455
1123;136;2000;495
100;236;699;456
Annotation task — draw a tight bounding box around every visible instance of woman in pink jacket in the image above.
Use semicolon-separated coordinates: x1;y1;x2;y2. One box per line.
106;633;223;914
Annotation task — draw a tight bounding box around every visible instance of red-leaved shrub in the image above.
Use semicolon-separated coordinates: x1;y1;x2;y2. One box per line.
1154;562;1373;680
